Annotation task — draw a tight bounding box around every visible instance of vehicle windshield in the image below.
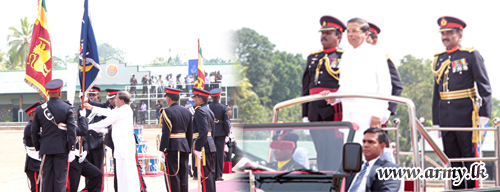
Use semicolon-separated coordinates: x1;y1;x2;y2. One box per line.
236;122;356;173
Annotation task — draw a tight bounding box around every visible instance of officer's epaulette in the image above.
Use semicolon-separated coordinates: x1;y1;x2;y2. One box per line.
434;50;446;56
308;50;324;56
337;49;344;53
459;46;475;53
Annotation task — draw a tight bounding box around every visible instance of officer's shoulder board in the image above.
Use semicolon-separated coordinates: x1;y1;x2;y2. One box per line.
337;49;344;53
308;50;323;56
459;46;475;53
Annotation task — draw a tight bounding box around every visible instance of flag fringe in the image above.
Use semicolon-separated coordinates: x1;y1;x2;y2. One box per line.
24;77;48;101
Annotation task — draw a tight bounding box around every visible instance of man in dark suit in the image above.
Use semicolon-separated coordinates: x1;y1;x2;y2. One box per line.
23;102;42;192
302;15;346;171
432;16;492;189
159;87;193;192
208;88;230;181
192;88;217;192
345;128;401;192
31;79;77;192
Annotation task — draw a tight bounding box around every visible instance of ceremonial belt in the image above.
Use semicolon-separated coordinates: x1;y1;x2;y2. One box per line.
310;87;338;95
440;87;482;143
170;132;186;138
193;131;212;139
439;88;476;100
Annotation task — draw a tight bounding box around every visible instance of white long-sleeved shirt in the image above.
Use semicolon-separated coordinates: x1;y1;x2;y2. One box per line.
338;43;392;143
89;104;136;159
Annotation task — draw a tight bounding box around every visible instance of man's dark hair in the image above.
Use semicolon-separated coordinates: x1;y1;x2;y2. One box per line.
347;17;370;32
118;91;130;104
166;94;180;101
368;32;378;40
455;28;463;35
211;95;220;101
363;127;388;146
200;96;208;104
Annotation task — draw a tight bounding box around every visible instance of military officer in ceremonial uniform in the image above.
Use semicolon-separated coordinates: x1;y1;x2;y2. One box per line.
266;132;305;171
67;109;103;192
192;88;217;192
77;86;106;191
366;22;404;120
302;15;346;171
432;16;492;189
159;87;193;192
23;102;42;192
31;79;77;192
208;88;230;181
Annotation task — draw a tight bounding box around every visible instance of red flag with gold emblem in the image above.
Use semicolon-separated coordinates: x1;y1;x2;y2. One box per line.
25;0;52;101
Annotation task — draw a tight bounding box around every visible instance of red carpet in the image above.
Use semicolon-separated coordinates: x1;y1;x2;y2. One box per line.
188;178;246;192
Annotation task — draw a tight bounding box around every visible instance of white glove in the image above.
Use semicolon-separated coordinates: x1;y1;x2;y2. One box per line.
479;117;489;127
224;143;229;152
159;151;165;163
80;109;87;117
68;151;77;162
95;128;108;134
433;125;441;138
302;117;309;123
78;151;87;163
194;150;203;159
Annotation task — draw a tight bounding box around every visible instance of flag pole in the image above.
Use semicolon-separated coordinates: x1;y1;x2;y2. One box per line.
80;58;86;155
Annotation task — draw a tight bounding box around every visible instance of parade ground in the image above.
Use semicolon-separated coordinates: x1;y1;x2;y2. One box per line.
0;128;244;191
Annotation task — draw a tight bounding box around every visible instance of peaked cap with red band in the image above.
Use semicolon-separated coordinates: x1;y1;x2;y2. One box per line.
25;102;42;115
105;88;121;99
209;88;222;97
438;16;466;32
45;79;64;93
89;86;101;93
193;88;210;97
368;22;381;35
319;15;346;33
165;87;182;95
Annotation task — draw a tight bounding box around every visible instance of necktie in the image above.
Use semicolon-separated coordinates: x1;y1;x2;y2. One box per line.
349;162;370;192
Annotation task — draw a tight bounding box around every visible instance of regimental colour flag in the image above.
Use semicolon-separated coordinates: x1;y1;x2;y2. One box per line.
25;0;52;101
79;0;101;93
194;38;205;89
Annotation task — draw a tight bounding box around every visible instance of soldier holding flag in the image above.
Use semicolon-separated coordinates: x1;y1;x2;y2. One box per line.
31;79;77;192
159;87;193;192
192;88;217;192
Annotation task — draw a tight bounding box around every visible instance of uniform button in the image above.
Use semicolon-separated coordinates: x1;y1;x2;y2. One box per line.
320;71;323;74
309;66;311;68
318;81;321;84
448;101;450;104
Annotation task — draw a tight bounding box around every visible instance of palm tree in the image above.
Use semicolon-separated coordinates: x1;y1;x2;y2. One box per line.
0;49;7;70
6;17;33;70
4;49;24;70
